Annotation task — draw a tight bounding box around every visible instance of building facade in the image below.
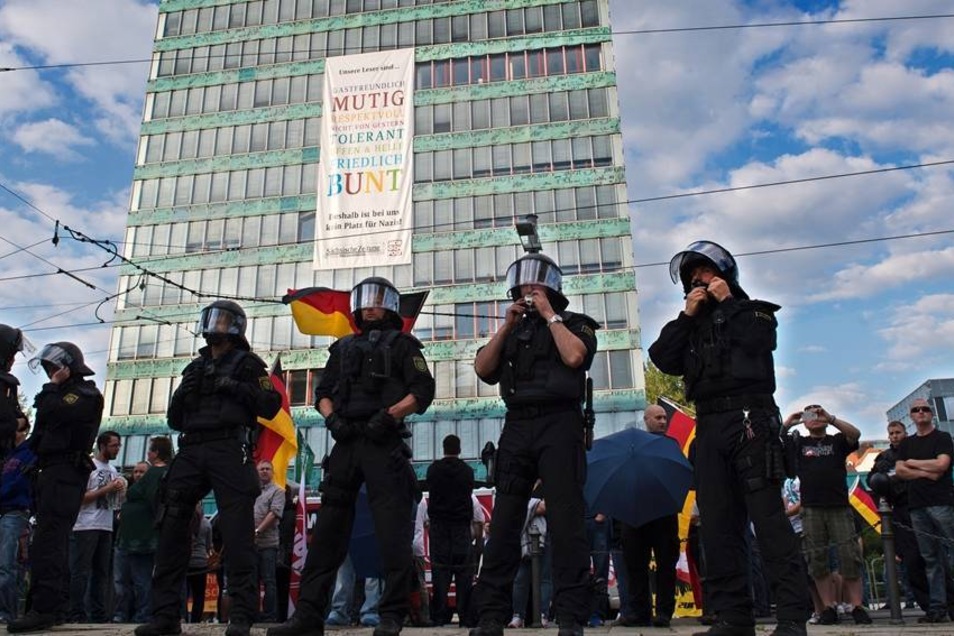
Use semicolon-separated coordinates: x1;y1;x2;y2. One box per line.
886;378;954;436
105;0;645;478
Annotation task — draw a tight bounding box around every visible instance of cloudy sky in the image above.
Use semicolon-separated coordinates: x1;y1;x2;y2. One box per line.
0;0;952;439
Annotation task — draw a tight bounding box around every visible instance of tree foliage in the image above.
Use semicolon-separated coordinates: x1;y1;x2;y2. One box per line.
644;360;695;416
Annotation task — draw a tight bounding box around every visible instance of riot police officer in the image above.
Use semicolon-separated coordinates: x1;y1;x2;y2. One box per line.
136;300;281;636
470;253;599;636
0;325;31;458
268;277;434;636
8;342;103;634
648;241;809;636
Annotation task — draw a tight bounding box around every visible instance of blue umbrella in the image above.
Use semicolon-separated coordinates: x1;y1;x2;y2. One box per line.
584;426;693;528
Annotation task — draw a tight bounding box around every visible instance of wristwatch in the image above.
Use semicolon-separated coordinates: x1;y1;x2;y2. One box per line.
547;314;563;325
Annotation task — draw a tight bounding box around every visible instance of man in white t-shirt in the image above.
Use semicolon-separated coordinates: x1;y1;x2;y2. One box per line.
69;431;126;623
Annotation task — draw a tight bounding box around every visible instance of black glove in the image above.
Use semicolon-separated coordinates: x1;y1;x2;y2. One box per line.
366;409;398;444
325;412;356;443
178;371;200;396
214;376;240;394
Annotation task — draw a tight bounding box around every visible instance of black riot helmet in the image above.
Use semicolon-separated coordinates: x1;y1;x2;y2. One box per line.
351;277;403;330
669;240;744;296
28;341;95;377
0;324;33;363
506;252;568;312
198;300;250;350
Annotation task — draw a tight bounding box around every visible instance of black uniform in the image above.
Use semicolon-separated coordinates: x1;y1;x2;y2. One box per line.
28;377;103;618
649;297;809;628
473;309;598;628
294;328;434;626
427;455;476;625
0;372;24;459
148;346;281;625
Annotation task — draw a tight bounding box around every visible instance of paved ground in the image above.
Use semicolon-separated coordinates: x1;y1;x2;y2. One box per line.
21;613;954;636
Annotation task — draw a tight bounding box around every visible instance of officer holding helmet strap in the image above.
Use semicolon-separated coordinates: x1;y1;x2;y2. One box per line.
469;252;599;636
136;300;281;636
268;277;434;636
648;241;808;636
8;342;103;634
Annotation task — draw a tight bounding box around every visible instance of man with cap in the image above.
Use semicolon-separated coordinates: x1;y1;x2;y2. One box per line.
895;397;954;623
8;342;103;633
648;241;808;636
469;252;599;636
135;300;282;636
268;277;434;636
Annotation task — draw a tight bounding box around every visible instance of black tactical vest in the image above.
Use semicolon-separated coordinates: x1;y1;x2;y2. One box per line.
499;313;587;406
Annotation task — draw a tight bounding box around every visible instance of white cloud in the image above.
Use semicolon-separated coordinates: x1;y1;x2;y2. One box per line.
0;0;157;145
12;118;94;160
798;345;827;353
878;293;954;364
0;42;57;116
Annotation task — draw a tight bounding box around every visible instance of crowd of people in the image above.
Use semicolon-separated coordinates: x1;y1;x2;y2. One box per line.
0;243;950;636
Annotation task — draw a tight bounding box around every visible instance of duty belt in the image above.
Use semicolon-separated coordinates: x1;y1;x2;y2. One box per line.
506;401;581;420
178;428;243;447
695;394;775;416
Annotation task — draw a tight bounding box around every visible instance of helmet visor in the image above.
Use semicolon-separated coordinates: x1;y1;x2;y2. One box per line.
28;343;74;374
17;333;36;356
351;282;400;314
669;241;736;285
507;257;562;293
198;307;244;336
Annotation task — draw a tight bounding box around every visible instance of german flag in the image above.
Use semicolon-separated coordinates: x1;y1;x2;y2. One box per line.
283;287;428;338
255;355;297;488
849;476;881;529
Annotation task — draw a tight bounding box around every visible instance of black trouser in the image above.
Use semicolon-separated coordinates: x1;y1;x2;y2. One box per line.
620;514;680;622
694;407;810;626
296;434;417;624
30;462;88;616
472;408;590;627
430;519;474;625
150;436;260;624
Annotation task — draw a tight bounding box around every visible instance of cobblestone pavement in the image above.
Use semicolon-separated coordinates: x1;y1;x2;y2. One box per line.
22;614;954;636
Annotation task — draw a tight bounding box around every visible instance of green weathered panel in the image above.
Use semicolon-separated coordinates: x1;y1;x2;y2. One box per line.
415;118;618;153
134;147;318;180
415;71;617;106
128;195;314;226
424;270;635;304
149;59;326;92
413;216;631;252
415;166;625;201
140;102;323;135
121;242;313;275
415;28;609;62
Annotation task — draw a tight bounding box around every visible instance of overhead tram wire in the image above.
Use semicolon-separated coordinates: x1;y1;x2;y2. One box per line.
1;13;953;74
3;155;954;331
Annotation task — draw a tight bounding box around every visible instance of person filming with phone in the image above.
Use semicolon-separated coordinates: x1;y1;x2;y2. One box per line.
781;405;869;625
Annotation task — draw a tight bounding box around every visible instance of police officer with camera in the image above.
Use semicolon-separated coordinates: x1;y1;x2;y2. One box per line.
469;252;599;636
0;325;31;458
268;277;434;636
8;342;103;633
649;241;808;636
136;300;281;636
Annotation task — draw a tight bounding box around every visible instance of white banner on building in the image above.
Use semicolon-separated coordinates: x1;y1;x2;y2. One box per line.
314;48;415;270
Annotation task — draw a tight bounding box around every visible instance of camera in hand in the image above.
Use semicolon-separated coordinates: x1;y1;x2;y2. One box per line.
801;409;817;423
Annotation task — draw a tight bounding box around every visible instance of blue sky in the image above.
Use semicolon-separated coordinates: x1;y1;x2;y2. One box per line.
1;0;953;439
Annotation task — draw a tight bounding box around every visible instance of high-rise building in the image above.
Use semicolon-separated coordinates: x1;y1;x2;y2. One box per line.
105;0;645;479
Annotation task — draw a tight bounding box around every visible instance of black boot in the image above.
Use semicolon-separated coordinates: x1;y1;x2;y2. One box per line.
133;615;183;636
226;620;253;636
692;620;757;636
7;611;57;634
771;621;808;636
372;617;403;636
266;614;325;636
558;624;584;636
468;620;504;636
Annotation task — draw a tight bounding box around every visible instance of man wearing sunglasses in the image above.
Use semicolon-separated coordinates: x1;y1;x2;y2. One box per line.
895;398;954;623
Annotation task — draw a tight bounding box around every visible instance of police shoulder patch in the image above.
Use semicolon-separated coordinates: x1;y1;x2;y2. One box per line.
260;376;274;391
413;357;430;374
581;325;595;338
754;311;774;322
63;393;79;405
